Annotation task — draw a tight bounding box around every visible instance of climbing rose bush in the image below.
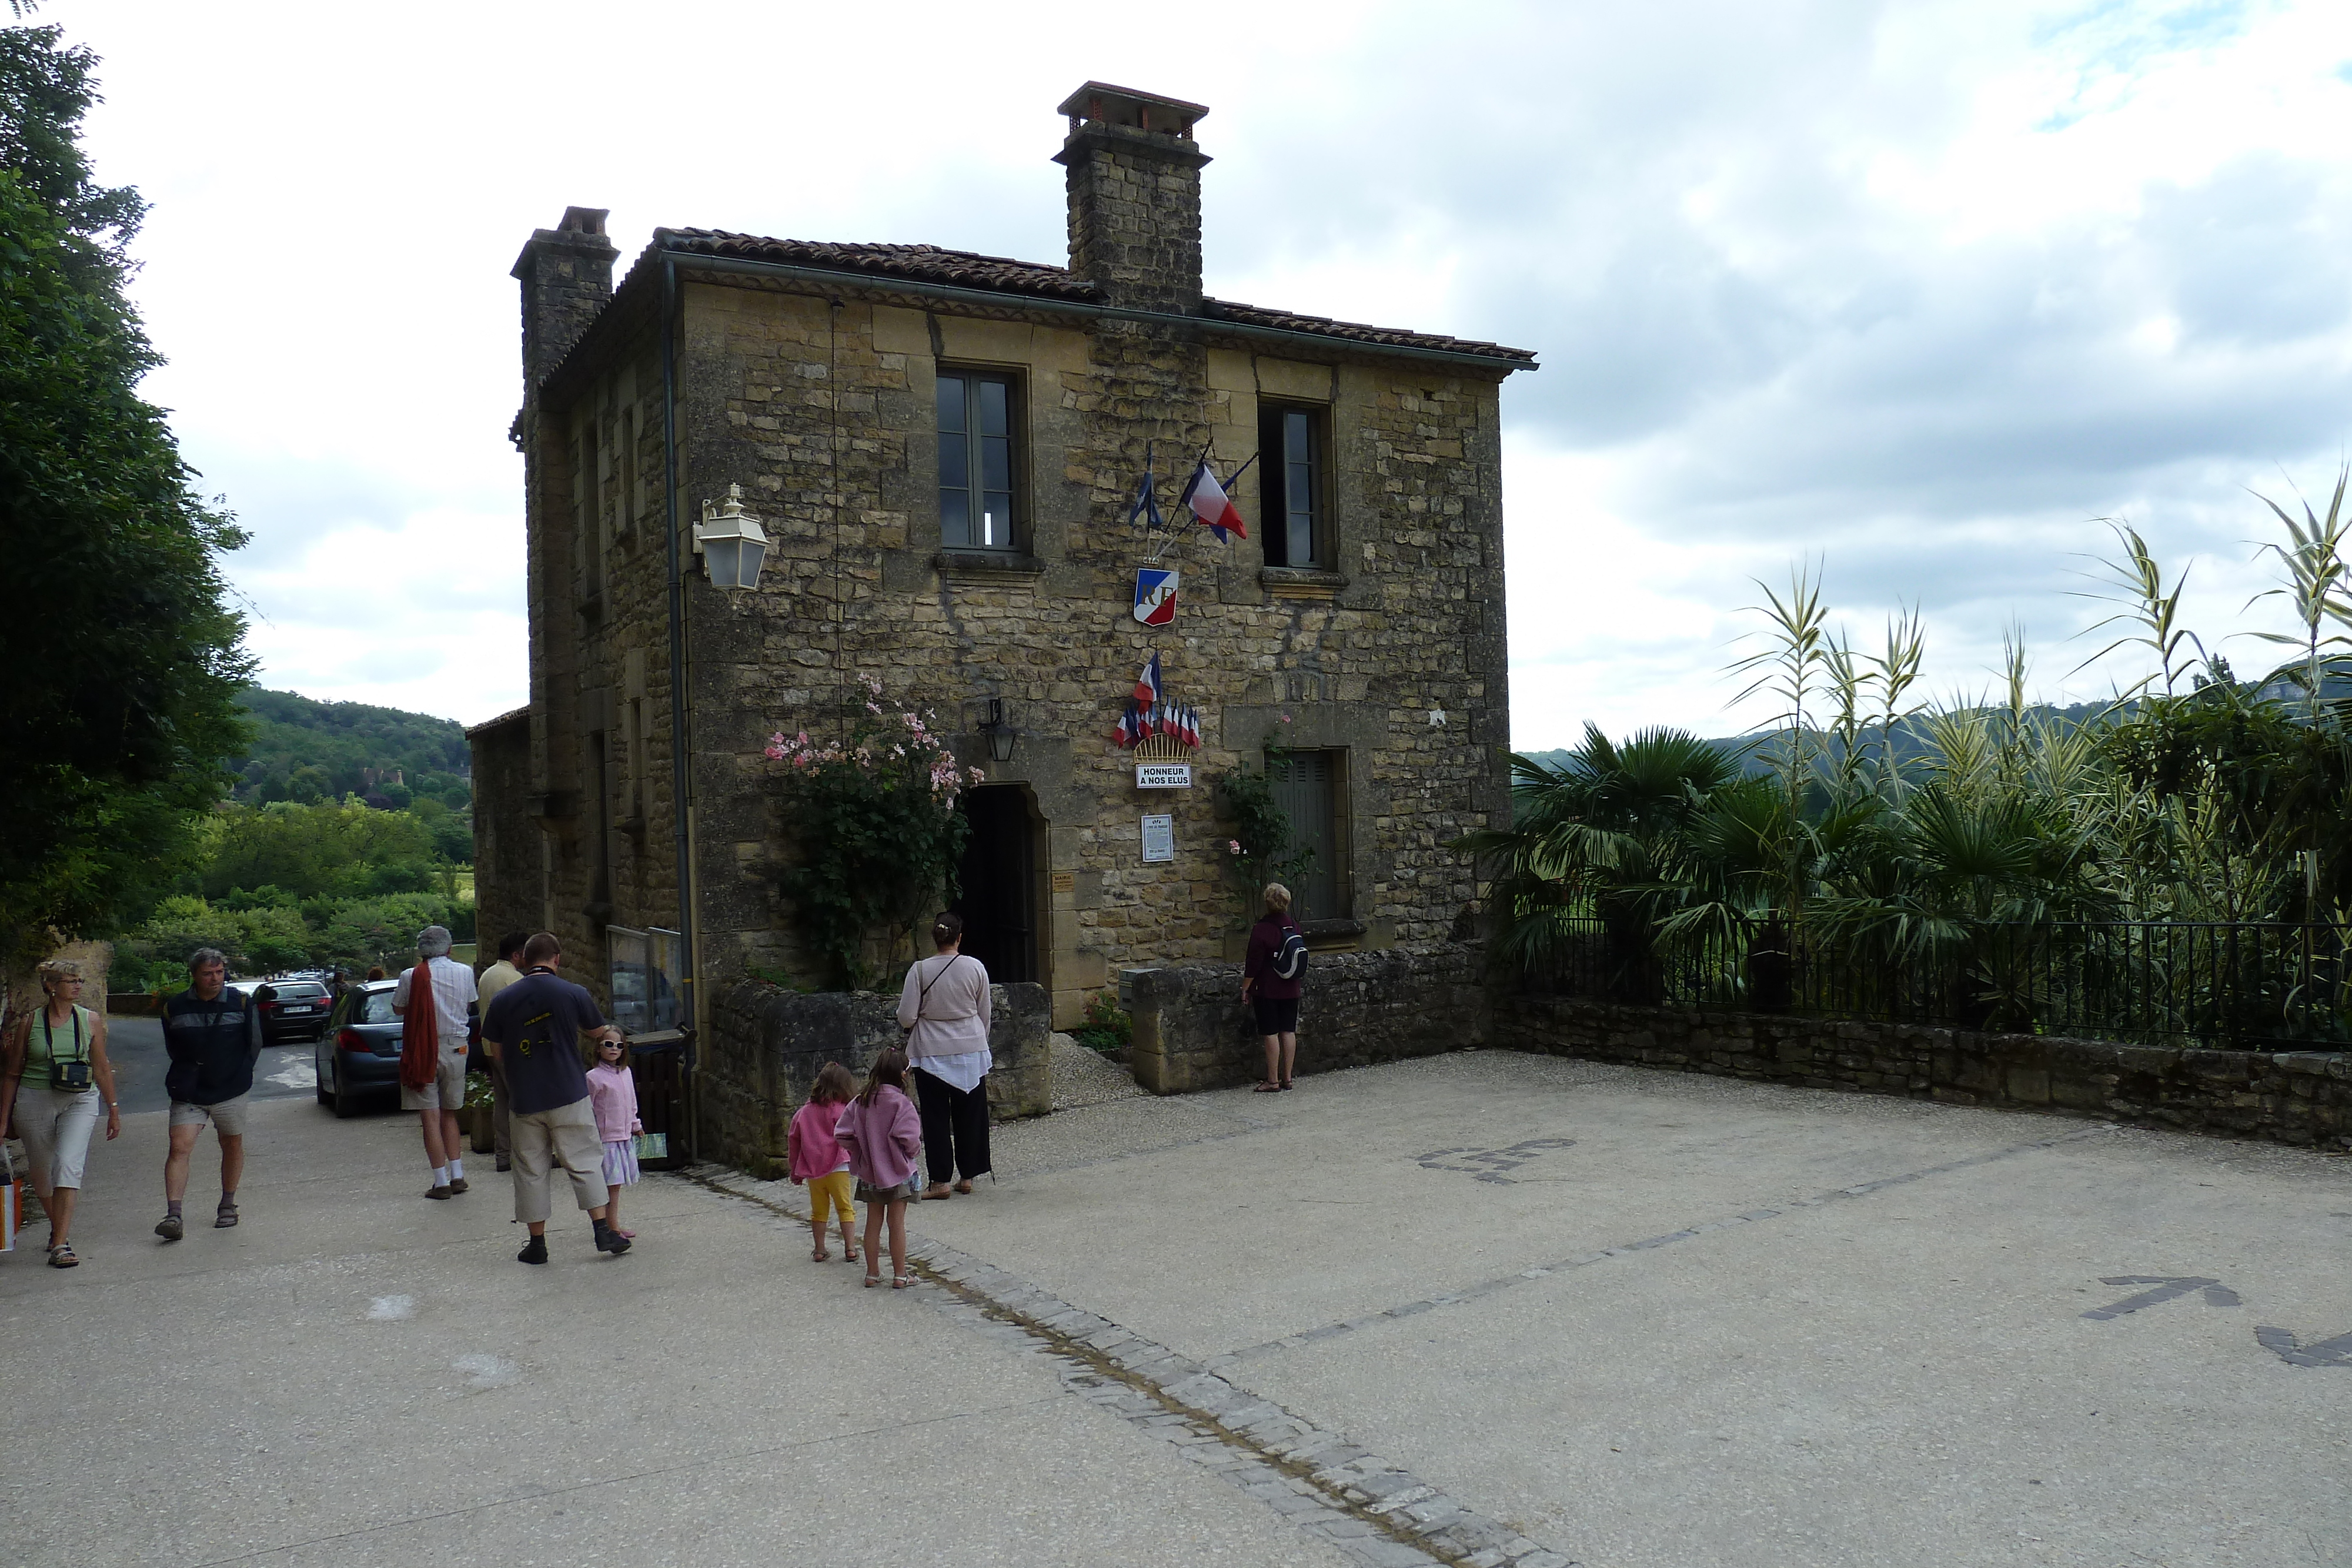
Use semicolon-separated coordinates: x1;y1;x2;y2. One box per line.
766;673;985;988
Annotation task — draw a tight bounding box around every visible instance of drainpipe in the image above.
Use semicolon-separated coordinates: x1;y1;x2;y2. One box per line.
661;255;699;1158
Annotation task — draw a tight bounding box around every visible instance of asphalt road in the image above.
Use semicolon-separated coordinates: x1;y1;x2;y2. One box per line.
101;1015;325;1115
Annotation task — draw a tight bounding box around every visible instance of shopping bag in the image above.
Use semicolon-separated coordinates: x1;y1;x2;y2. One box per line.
633;1132;667;1161
1;1143;20;1253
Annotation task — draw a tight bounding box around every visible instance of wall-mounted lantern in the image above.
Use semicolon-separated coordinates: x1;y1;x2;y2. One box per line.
693;483;769;590
978;697;1019;764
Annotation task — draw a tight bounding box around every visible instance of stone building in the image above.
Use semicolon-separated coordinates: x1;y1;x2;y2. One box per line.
472;83;1535;1112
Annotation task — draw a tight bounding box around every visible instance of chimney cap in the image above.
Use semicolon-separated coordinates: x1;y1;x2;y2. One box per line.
558;206;610;236
1056;81;1209;138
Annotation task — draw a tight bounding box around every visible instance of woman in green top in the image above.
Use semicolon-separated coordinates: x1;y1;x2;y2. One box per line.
1;958;122;1267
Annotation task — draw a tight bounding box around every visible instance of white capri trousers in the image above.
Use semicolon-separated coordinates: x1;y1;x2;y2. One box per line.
510;1096;609;1223
16;1087;102;1190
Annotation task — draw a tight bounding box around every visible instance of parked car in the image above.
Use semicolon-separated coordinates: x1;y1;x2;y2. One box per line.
315;981;403;1118
252;979;333;1045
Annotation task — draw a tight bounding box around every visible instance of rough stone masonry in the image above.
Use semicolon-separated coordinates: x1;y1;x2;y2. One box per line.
475;78;1538;1135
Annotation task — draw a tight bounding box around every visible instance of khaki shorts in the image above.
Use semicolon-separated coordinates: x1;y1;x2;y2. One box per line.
510;1097;609;1223
169;1094;250;1136
400;1053;469;1111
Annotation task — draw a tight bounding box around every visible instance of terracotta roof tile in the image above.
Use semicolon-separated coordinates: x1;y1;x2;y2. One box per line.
1202;298;1535;365
658;229;1101;302
655;229;1535;367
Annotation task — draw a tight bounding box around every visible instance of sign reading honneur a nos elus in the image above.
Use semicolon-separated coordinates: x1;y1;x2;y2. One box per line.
1135;763;1192;788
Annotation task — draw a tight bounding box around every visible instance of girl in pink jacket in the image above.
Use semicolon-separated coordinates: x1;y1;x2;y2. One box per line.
836;1046;921;1289
587;1039;643;1239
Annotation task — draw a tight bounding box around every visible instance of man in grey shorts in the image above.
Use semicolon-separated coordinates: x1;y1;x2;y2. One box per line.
158;949;263;1239
393;925;479;1200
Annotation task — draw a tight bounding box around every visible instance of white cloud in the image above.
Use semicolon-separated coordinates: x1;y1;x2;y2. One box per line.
45;0;2352;743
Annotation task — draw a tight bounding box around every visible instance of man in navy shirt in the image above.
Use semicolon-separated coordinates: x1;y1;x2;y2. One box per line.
157;949;263;1239
480;931;630;1263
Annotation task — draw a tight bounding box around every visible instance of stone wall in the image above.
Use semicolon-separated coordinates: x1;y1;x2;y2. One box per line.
466;708;534;958
701;979;1053;1175
1495;994;2352;1150
1121;943;1487;1094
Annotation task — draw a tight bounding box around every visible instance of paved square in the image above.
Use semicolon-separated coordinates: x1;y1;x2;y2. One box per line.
6;1049;2345;1566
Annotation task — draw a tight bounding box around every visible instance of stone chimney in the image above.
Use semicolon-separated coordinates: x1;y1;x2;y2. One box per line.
1053;82;1211;313
510;206;620;392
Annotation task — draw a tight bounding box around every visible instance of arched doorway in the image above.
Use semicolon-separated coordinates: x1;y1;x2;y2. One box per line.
951;784;1040;984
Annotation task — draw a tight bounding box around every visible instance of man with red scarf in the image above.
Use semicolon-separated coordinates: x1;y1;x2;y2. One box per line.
392;924;479;1199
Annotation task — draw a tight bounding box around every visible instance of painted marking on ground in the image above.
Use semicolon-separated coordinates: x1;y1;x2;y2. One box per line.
2080;1276;2241;1320
1415;1137;1576;1183
2256;1325;2352;1368
1215;1122;2115;1365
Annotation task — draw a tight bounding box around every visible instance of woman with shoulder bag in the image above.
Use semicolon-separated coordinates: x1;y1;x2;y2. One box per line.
0;959;122;1267
897;912;993;1201
1241;882;1307;1092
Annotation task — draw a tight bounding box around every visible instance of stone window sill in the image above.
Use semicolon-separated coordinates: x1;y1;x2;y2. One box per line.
1299;917;1365;947
936;550;1046;580
1261;567;1346;600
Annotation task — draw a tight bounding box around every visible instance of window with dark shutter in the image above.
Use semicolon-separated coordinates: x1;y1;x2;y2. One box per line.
937;370;1021;550
1266;748;1347;919
1257;403;1327;568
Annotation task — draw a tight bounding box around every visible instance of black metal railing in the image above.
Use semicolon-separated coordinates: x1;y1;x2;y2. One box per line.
1546;916;2352;1050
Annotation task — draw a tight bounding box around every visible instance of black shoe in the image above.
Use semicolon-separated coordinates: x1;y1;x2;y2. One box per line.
593;1222;632;1255
494;1158;511;1173
517;1235;548;1265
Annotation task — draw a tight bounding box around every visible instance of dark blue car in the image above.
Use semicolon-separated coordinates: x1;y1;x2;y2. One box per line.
315;980;403;1118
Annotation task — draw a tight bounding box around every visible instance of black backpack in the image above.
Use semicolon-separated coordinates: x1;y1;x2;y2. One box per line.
1271;925;1309;982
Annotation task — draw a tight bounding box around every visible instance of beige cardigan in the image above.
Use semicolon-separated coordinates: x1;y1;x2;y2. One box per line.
896;952;991;1058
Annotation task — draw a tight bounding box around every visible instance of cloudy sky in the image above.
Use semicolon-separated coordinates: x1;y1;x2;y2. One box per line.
52;0;2352;743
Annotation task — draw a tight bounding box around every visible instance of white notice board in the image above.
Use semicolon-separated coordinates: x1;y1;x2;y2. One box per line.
1140;814;1175;863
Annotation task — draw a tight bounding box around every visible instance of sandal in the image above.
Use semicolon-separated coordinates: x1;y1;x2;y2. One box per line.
864;1268;883;1288
47;1242;78;1268
1254;1080;1282;1093
813;1245;830;1262
893;1273;917;1290
843;1246;860;1264
920;1183;954;1201
953;1179;974;1195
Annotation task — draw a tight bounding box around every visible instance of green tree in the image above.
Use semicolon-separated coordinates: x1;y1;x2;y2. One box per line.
0;19;251;981
200;799;439;902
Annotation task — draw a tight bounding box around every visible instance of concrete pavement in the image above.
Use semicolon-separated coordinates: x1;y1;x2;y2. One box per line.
101;1015;320;1115
5;1048;2346;1566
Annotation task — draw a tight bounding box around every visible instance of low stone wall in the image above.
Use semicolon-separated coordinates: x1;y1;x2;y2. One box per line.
701;979;1051;1175
1494;994;2352;1149
1121;944;1487;1095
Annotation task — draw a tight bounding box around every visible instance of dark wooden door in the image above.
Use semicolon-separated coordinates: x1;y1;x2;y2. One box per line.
951;785;1036;984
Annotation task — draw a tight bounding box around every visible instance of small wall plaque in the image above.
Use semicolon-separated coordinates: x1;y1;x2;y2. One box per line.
1051;871;1076;894
1135;763;1193;790
1140;814;1175;864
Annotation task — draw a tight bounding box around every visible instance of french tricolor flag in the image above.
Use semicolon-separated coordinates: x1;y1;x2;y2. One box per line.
1178;460;1248;541
1134;651;1164;707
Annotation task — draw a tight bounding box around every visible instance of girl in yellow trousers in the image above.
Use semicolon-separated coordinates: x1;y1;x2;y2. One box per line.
787;1062;860;1264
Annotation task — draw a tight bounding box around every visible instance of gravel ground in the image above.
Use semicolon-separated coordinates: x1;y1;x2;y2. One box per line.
1049;1031;1144;1111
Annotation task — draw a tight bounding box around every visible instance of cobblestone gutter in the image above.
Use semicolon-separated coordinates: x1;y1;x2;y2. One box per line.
687;1165;1579;1568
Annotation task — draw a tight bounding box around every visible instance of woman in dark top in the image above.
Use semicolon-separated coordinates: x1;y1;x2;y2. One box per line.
1240;882;1304;1092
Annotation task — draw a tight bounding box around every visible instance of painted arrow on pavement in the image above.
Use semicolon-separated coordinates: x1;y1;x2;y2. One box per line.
2256;1326;2352;1368
2080;1276;2242;1320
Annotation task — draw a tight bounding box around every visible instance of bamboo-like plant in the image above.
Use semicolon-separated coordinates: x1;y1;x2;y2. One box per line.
1729;563;1832;917
2249;464;2352;723
2072;519;2207;698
